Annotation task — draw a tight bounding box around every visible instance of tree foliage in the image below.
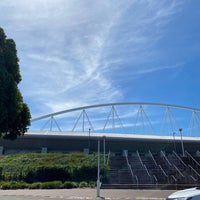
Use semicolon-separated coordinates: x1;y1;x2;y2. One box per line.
0;27;31;139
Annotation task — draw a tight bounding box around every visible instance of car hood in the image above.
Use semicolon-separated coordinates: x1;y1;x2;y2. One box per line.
168;187;200;198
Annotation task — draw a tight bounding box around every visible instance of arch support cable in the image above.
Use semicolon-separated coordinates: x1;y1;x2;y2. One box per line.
72;109;94;132
103;106;125;133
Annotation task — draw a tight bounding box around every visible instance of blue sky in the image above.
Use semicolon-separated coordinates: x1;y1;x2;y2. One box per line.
0;0;200;133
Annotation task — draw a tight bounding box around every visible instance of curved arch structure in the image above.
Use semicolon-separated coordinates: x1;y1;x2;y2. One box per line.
31;102;200;122
30;102;200;137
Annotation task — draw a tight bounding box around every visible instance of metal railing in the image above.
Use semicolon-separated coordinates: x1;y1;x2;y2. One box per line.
136;150;144;168
149;150;158;166
160;151;172;166
124;151;135;183
185;151;200;168
173;151;187;167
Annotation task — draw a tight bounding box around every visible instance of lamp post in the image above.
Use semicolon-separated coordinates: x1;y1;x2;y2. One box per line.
97;138;100;197
88;128;91;153
179;128;185;157
103;136;106;165
96;138;105;200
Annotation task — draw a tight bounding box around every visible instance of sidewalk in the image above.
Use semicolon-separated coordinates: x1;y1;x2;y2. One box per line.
0;189;175;199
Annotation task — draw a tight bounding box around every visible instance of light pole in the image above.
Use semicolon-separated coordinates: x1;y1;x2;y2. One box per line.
103;136;106;165
97;138;101;197
88;128;91;153
179;128;185;157
96;138;105;200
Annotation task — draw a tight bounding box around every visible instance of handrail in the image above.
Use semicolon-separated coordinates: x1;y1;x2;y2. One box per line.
185;151;200;167
159;165;168;177
144;164;151;177
149;150;158;166
173;164;184;177
136;150;144;168
171;175;177;182
188;164;200;177
135;175;139;185
153;175;158;184
190;175;197;182
161;151;172;166
124;151;134;183
173;151;187;167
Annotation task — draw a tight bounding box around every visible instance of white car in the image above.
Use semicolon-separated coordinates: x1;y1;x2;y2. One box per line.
166;187;200;200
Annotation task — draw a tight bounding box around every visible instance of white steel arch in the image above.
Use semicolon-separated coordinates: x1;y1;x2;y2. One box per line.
30;102;200;137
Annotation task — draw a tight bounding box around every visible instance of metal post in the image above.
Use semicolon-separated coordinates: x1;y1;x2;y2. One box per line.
88;128;91;153
179;128;185;157
50;116;53;131
103;136;106;165
97;139;101;197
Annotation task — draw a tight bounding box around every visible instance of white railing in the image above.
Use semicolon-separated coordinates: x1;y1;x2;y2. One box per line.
173;164;184;177
144;164;151;177
159;165;168;177
185;151;200;167
124;151;135;183
173;151;187;167
136;150;144;168
149;150;158;166
153;175;158;184
160;151;172;166
189;164;200;177
190;175;197;182
171;175;177;182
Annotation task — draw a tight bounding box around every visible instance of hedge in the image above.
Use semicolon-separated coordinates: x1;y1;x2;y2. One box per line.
0;152;109;183
0;181;96;189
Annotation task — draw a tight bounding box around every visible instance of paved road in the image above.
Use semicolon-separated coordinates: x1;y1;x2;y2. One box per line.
0;189;175;200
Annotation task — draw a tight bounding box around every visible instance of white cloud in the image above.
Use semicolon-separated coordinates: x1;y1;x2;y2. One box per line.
0;0;186;118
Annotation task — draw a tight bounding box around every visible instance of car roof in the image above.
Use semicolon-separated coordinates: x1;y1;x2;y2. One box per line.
168;187;200;198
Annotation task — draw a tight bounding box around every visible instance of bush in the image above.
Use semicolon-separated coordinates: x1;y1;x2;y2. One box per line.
0;182;10;190
28;182;42;189
40;181;63;189
0;153;109;184
89;181;96;188
0;181;27;189
63;181;78;189
79;181;88;188
0;180;98;189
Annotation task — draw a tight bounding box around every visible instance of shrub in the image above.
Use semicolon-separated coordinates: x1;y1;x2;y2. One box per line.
0;181;27;189
0;153;109;184
25;166;70;183
89;181;96;188
0;180;99;189
40;181;63;189
0;182;11;190
13;181;27;189
63;181;78;189
79;181;88;188
28;182;42;189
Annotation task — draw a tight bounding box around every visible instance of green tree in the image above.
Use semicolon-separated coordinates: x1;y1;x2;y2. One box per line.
0;27;31;140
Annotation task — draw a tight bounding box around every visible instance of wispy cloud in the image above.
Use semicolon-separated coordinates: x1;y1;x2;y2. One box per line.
0;0;186;118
